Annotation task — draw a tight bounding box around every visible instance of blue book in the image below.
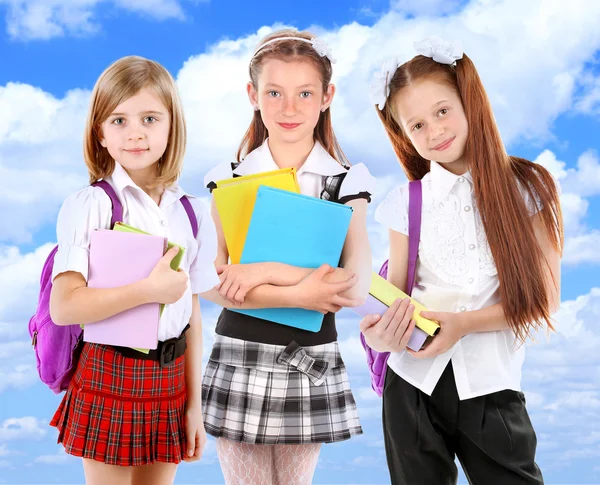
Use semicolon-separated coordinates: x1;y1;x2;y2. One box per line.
233;186;353;332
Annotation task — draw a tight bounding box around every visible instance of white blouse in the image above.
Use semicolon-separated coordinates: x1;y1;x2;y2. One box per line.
53;162;220;341
204;138;376;201
375;161;542;400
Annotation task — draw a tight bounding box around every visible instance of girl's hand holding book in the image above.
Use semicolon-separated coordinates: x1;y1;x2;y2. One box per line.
359;298;417;353
144;246;189;304
406;311;466;359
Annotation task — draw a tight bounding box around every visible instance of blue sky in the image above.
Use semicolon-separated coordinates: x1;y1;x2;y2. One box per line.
1;0;600;484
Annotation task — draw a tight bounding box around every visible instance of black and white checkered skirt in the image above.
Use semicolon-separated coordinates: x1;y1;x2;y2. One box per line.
201;335;363;445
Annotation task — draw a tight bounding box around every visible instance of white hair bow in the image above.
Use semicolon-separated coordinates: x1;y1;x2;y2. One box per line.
252;36;336;64
369;36;464;110
414;36;463;65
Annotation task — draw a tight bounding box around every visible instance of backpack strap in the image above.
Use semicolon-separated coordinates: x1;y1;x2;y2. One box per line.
231;160;242;177
406;180;422;296
320;171;348;202
179;196;199;239
206;161;242;193
92;180;122;229
92;180;198;238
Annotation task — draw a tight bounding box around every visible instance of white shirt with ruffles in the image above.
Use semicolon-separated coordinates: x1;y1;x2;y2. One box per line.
375;161;542;400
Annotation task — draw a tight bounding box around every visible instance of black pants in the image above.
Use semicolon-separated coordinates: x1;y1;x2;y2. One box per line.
382;363;544;485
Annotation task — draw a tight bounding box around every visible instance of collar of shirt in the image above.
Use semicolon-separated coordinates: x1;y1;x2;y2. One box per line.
232;138;347;177
430;160;473;204
108;161;193;208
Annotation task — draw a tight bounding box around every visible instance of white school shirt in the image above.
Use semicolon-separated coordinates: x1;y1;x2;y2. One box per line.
375;161;542;400
53;162;220;341
204;138;376;201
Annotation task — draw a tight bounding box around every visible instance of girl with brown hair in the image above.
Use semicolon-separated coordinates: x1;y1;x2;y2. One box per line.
199;29;375;485
359;37;563;485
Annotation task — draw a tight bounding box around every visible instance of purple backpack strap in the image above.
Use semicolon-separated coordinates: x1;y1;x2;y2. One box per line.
361;179;422;397
92;180;122;228
179;196;198;239
406;180;422;295
93;180;198;238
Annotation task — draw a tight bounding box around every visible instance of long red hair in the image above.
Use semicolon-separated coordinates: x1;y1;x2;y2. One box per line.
237;29;348;166
378;54;563;342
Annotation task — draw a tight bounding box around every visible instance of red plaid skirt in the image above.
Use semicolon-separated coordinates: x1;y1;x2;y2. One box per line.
50;342;187;466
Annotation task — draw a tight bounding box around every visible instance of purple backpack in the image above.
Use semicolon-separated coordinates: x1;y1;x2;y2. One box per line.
29;181;199;394
359;179;422;397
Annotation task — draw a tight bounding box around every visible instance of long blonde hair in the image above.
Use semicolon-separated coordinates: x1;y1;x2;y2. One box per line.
237;29;348;166
83;55;186;188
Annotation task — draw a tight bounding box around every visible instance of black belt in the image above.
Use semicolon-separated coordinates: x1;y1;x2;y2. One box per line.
110;324;190;368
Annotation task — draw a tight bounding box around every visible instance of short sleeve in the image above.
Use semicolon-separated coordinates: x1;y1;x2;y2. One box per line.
188;198;220;294
374;183;409;235
204;161;235;193
337;163;377;204
517;179;545;217
52;186;112;282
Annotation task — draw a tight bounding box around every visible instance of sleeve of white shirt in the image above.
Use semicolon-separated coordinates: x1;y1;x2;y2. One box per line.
203;161;235;192
337;163;377;203
52;186;112;282
188;199;220;294
374;183;409;235
517;178;552;217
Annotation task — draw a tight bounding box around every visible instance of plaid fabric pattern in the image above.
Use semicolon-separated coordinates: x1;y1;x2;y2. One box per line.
50;342;187;466
320;172;348;202
202;335;362;445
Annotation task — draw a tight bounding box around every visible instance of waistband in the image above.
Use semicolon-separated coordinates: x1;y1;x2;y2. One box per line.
110;324;190;368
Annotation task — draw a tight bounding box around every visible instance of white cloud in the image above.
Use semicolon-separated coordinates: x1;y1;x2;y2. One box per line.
563;232;600;264
0;3;600;475
0;358;38;394
337;334;370;371
0;443;22;457
0;244;52;394
538;148;600;198
0;417;47;442
0;0;187;41
0;82;89;243
575;70;600;115
0;243;54;319
523;287;600;468
532;149;600;265
33;446;75;465
533;149;569;181
0;83;89;145
560;150;600;197
3;0;600;246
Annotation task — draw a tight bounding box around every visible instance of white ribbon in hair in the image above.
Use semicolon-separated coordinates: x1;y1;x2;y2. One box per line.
368;36;464;110
252;36;336;63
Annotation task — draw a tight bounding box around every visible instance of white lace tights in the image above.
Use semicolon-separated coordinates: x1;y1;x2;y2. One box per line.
216;438;321;485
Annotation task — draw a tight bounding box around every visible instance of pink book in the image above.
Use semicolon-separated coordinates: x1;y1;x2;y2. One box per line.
84;230;166;349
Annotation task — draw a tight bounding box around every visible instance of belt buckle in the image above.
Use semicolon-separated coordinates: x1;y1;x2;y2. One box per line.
159;337;178;368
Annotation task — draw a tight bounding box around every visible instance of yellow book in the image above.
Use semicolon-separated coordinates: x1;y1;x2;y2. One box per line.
213;168;300;264
369;273;440;337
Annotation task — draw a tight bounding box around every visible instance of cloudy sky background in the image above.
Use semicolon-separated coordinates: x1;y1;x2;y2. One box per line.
1;0;599;483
